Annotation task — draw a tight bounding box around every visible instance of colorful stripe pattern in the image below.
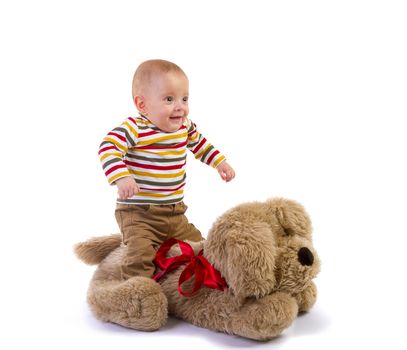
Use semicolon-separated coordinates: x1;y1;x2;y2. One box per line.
99;115;226;204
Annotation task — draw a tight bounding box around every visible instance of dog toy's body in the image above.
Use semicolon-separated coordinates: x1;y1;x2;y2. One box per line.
75;198;320;341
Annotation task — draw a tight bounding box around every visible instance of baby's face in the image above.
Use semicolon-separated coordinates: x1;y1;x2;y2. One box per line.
141;71;189;132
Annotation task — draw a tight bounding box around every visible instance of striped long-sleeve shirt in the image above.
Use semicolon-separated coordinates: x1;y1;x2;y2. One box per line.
99;115;226;204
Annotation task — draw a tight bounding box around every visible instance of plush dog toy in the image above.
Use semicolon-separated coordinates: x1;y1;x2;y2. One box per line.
74;198;320;341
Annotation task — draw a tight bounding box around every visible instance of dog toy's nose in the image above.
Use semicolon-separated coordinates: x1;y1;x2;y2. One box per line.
298;247;314;266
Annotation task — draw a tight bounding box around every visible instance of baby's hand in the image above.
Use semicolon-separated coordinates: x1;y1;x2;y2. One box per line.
115;177;140;199
217;161;235;182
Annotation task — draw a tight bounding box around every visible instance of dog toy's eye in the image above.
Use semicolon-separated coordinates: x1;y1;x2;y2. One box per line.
297;247;314;266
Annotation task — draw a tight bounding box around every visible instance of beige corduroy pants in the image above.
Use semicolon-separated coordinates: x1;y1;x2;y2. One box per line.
115;202;202;279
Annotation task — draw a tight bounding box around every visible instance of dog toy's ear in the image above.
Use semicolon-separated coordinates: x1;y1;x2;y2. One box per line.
205;217;277;299
267;198;312;238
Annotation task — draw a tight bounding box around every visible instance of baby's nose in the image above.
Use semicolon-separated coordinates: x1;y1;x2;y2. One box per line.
298;247;314;266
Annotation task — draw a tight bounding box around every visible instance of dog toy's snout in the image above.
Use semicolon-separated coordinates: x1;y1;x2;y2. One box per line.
297;247;314;266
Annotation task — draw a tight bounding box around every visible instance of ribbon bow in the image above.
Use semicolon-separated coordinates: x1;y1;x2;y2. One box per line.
153;238;227;297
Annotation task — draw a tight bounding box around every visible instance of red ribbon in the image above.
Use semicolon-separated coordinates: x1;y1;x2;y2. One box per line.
153;238;228;297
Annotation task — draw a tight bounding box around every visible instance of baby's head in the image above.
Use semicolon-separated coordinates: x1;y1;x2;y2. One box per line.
132;59;189;132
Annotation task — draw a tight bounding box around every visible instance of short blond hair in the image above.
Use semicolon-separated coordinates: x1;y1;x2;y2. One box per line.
132;59;186;99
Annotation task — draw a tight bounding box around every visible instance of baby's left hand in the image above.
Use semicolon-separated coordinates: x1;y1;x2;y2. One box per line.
217;161;235;182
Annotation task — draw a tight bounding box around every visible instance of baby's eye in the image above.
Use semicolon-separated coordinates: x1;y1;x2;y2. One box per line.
165;96;174;102
183;96;189;102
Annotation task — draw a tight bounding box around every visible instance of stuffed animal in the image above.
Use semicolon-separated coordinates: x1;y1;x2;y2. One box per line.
74;198;320;341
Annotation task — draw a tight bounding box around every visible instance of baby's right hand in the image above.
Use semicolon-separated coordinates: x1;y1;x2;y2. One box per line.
115;177;140;199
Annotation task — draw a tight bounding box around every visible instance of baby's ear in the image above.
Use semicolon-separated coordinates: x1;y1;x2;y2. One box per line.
267;198;312;238
134;95;146;113
204;217;277;299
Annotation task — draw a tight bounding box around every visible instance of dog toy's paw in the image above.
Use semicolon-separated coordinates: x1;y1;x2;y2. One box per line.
294;281;317;313
230;292;298;341
88;276;168;331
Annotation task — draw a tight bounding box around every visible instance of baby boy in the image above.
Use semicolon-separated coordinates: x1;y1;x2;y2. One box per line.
99;59;235;279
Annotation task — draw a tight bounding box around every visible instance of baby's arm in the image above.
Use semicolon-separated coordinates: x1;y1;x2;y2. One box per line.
186;120;235;182
99;117;139;188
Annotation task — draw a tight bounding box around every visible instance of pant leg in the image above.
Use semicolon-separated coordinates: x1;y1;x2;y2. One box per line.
115;204;163;279
121;235;157;279
170;202;203;242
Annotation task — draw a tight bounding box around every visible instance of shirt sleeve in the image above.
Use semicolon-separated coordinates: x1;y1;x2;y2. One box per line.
98;117;139;184
186;119;226;168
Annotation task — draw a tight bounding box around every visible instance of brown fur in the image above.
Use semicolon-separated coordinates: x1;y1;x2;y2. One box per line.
74;234;121;265
74;198;320;341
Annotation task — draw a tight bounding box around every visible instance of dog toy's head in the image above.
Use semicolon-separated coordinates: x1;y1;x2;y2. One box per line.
204;198;320;299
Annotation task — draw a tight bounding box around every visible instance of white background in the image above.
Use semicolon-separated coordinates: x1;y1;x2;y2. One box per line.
1;0;406;349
